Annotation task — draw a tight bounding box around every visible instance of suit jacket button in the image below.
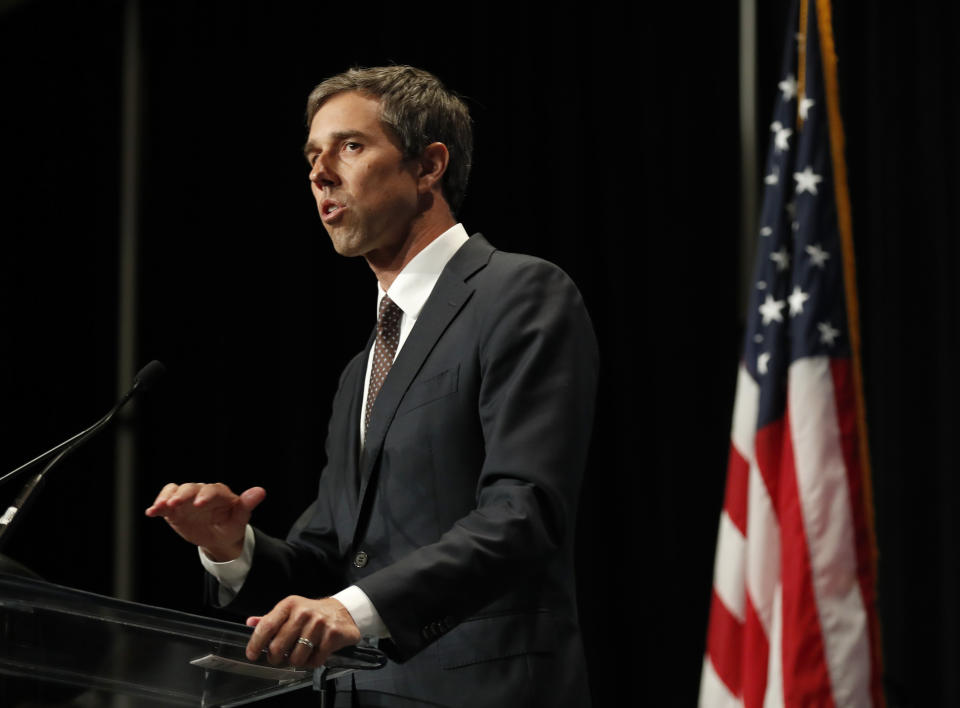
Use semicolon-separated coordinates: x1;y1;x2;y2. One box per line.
353;551;368;568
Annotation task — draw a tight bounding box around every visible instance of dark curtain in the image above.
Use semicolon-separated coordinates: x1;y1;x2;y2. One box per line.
833;3;960;706
0;1;956;705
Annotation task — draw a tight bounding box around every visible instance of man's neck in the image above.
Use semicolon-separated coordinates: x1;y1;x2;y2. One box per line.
366;210;457;291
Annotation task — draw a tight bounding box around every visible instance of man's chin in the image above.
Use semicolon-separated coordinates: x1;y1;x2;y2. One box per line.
325;228;360;257
328;237;369;259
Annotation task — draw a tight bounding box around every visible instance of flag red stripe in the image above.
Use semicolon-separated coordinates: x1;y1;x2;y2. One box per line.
741;593;770;708
754;419;784;518
725;443;750;535
707;588;744;697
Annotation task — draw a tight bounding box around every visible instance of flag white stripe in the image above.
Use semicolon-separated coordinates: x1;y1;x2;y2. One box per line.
731;364;760;463
714;511;747;622
763;584;785;708
788;357;872;708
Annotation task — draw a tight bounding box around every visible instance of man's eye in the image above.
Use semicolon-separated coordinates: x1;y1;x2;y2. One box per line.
344;142;361;151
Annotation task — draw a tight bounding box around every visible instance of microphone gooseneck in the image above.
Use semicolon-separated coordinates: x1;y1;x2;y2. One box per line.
0;361;165;547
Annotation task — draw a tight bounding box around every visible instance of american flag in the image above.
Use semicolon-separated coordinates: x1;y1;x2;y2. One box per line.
699;1;884;705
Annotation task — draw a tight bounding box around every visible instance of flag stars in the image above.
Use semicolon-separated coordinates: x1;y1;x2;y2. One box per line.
772;121;793;152
759;294;786;325
778;74;798;101
760;226;773;237
806;243;830;268
818;321;841;346
799;95;816;120
765;167;779;186
770;247;790;272
788;286;810;316
757;351;772;375
794;166;823;195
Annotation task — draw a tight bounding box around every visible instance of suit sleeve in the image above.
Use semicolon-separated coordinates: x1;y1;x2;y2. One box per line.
356;257;599;660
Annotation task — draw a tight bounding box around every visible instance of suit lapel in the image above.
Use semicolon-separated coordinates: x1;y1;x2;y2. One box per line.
328;332;374;557
351;234;494;540
345;328;376;495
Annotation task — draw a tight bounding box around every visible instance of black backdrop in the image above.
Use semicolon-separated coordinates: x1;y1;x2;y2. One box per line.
0;1;957;706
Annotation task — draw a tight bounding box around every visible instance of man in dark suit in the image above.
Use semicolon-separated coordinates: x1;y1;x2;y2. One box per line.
147;66;598;707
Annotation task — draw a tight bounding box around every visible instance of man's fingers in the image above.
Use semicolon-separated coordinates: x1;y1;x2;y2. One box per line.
165;482;203;508
246;601;293;662
144;483;180;516
282;603;332;667
239;486;267;513
146;482;241;517
266;600;315;666
193;482;238;508
287;621;319;667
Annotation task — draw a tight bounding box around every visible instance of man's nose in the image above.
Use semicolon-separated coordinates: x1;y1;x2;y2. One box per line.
309;154;337;186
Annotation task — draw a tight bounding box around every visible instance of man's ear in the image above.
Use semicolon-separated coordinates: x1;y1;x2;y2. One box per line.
417;142;450;193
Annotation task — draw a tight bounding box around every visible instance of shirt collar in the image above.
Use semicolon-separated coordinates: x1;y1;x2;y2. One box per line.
376;223;470;320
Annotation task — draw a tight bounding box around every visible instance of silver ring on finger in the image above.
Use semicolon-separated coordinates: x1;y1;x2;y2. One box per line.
296;636;315;650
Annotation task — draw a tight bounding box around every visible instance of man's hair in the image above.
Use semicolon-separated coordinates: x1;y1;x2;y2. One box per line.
306;65;473;213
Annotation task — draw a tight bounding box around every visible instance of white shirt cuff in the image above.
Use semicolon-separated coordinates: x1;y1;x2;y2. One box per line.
198;524;255;606
332;585;391;639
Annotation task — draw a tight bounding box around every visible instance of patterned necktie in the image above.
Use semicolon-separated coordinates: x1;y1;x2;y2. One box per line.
364;295;403;436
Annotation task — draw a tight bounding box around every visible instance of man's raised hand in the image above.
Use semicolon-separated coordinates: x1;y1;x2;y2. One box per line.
145;483;265;561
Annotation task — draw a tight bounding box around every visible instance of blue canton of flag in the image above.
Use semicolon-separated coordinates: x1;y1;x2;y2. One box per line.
744;10;849;430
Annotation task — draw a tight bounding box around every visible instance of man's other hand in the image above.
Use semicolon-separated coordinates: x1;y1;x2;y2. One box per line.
144;482;265;561
245;596;362;668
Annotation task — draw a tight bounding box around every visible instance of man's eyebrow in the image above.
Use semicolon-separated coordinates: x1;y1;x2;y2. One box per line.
302;130;369;159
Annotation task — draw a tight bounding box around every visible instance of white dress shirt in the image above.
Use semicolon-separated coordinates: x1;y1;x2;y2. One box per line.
201;223;470;638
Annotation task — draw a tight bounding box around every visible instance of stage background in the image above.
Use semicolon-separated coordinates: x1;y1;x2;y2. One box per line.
0;1;957;705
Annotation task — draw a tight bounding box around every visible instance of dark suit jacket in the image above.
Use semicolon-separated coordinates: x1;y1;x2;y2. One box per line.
222;234;598;707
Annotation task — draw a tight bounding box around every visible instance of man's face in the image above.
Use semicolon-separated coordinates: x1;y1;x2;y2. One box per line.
304;91;421;259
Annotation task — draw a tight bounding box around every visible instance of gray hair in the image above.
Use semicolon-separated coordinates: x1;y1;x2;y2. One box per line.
306;66;473;213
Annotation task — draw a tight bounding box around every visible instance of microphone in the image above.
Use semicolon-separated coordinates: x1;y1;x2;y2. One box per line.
131;359;166;395
0;360;166;546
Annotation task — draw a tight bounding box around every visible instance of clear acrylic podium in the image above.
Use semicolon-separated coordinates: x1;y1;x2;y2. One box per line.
0;573;386;707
